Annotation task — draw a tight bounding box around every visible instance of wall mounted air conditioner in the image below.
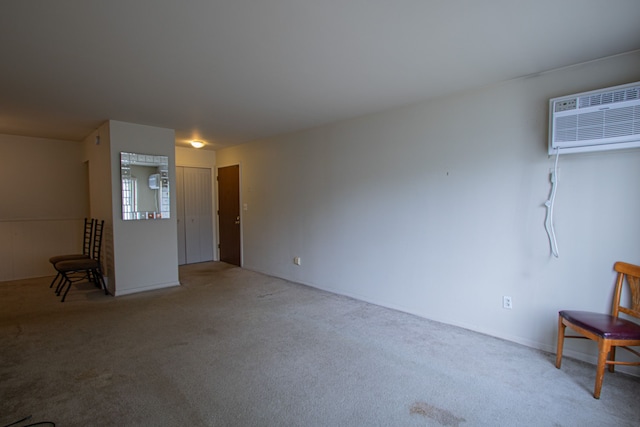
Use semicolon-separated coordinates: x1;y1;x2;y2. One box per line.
149;173;161;189
549;81;640;154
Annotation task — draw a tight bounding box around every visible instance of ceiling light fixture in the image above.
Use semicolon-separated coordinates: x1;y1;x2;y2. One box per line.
190;140;205;148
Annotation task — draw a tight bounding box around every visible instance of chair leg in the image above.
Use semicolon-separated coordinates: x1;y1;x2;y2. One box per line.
57;272;72;299
555;316;566;369
53;273;65;292
88;270;101;288
57;268;107;302
49;272;61;288
594;340;610;399
55;276;66;294
100;273;109;295
60;278;73;302
608;346;616;373
91;268;107;294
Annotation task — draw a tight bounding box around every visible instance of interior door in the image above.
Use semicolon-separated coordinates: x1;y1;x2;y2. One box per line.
217;165;241;266
176;166;186;264
184;167;214;263
176;166;214;265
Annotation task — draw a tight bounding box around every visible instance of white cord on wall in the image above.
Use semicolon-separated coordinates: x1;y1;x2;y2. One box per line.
544;149;561;258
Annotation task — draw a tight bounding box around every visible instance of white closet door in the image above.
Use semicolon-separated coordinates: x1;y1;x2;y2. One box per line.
183;167;214;264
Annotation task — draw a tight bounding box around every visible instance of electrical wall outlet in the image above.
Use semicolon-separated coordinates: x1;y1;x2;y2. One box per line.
503;296;512;309
293;257;301;265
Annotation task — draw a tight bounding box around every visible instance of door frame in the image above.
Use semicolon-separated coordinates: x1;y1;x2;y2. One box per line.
175;164;217;264
215;162;243;266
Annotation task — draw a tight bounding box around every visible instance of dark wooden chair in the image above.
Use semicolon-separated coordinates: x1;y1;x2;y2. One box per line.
54;219;108;302
49;218;94;289
555;261;640;398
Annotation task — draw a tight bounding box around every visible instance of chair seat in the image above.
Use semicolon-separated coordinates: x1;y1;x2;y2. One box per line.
55;258;100;272
49;254;90;264
560;310;640;340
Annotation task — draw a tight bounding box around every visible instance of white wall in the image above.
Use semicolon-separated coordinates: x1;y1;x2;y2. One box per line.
217;52;640;371
104;120;180;295
82;123;115;285
176;146;216;169
0;134;87;281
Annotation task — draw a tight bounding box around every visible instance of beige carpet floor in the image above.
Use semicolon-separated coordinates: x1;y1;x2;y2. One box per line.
1;262;639;426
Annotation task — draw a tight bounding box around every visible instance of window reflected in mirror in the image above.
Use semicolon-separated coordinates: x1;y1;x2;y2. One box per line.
120;152;170;220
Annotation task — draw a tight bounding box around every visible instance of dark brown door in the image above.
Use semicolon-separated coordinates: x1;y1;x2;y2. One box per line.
218;165;241;266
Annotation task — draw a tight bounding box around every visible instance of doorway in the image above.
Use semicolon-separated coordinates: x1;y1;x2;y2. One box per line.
176;166;214;265
217;164;241;266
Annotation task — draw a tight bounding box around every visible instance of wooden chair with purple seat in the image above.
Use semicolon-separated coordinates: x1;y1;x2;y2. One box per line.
555;261;640;399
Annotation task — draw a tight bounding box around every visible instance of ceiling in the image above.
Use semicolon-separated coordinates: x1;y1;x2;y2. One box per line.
1;1;639;150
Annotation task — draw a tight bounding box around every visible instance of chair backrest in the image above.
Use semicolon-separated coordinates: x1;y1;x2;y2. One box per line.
82;218;95;256
612;262;640;320
91;219;105;262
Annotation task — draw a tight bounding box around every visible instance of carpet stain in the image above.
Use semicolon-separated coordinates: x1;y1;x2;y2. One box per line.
410;401;465;426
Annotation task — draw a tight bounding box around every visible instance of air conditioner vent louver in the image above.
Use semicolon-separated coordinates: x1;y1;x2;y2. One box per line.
549;81;640;154
578;87;639;108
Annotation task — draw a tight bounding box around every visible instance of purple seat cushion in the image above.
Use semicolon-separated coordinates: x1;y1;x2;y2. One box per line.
560;310;640;340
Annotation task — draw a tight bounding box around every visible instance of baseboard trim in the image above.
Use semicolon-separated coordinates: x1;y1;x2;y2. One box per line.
114;281;181;296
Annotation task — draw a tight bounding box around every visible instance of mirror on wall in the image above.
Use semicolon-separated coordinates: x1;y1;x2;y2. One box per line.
120;152;170;220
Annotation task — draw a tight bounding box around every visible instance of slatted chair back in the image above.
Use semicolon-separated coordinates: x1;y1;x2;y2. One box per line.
81;217;95;256
91;219;105;262
612;261;640;320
